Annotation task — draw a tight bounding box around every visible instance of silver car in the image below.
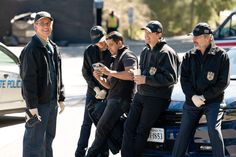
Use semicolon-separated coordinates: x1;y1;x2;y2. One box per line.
0;42;25;115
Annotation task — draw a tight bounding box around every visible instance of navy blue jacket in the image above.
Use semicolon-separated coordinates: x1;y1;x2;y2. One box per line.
20;35;65;109
138;39;179;99
181;44;230;106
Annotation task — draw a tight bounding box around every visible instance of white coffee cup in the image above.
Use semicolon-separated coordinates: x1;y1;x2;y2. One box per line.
133;69;141;75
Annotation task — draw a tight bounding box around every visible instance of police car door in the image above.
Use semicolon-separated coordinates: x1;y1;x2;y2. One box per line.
0;44;23;111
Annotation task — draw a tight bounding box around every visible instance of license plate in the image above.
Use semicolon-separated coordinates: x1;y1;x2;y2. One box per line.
147;128;164;143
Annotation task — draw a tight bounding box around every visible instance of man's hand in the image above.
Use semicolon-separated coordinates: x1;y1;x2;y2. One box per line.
99;66;111;76
191;95;206;107
134;75;146;85
25;108;41;122
97;89;107;99
93;70;102;80
58;101;65;114
94;87;106;99
29;108;39;116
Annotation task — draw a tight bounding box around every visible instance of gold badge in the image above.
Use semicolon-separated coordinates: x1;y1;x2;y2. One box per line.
207;71;214;81
149;67;157;75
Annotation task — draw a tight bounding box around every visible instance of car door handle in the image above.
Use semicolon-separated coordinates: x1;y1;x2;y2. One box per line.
3;74;9;79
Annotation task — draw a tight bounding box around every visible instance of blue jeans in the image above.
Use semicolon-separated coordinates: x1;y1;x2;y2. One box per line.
23;100;58;157
171;102;225;157
86;98;130;157
121;93;170;157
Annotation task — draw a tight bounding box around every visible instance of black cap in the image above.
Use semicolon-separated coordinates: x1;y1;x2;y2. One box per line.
190;22;213;36
34;11;53;23
141;20;163;33
90;26;106;44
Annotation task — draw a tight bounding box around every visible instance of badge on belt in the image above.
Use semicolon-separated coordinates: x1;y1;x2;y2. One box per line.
207;71;214;81
149;67;157;75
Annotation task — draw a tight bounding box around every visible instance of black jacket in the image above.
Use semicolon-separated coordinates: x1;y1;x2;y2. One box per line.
82;44;113;96
181;44;230;106
138;39;179;99
20;35;65;109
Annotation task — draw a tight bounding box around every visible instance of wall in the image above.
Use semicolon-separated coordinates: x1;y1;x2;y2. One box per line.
0;0;95;44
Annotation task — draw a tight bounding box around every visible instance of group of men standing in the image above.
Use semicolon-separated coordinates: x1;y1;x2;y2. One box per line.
20;11;229;157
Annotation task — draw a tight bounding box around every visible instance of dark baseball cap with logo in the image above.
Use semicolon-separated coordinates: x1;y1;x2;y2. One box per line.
34;11;53;23
189;22;213;36
90;26;106;44
141;20;163;33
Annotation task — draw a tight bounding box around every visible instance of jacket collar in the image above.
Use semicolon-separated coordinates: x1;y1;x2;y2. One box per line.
146;38;166;52
32;35;56;48
190;44;217;55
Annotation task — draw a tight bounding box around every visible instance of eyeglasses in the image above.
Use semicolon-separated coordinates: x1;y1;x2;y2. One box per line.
36;22;52;27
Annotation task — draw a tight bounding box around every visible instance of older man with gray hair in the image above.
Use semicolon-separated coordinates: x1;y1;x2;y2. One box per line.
171;22;230;157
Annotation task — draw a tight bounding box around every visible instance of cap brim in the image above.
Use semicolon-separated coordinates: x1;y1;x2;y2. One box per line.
141;27;152;32
188;32;205;36
98;35;106;43
91;35;106;44
35;17;53;23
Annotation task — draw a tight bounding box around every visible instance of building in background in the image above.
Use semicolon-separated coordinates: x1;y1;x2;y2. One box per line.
0;0;96;45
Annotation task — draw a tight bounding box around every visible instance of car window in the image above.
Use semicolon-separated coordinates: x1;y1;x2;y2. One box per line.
0;48;19;74
0;49;15;64
219;14;236;38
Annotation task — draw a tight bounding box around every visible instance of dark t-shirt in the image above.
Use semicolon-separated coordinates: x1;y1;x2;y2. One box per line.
107;47;138;101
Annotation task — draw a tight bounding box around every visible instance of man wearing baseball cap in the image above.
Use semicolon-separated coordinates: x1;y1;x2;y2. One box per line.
75;26;113;157
172;22;229;157
86;31;138;157
121;20;179;157
20;11;65;157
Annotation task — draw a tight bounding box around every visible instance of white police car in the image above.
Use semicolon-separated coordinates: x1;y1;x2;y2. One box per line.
0;42;25;115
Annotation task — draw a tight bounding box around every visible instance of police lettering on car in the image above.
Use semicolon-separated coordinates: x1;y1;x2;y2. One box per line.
0;79;21;88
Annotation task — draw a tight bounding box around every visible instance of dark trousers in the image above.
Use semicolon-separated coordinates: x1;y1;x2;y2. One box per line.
75;95;109;157
23;100;58;157
75;95;95;157
86;98;130;157
171;102;225;157
121;93;170;157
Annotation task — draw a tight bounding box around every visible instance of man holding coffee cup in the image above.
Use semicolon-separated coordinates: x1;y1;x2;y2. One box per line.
121;20;180;157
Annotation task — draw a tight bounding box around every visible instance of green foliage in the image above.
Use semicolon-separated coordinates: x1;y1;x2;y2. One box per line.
141;0;236;36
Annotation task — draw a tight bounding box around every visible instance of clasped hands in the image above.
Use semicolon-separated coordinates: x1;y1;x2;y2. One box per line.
191;95;206;107
94;87;107;99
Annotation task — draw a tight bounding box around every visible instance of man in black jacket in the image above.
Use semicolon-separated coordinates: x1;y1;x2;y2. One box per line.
171;23;230;157
85;31;138;157
121;20;179;157
75;26;113;157
20;11;65;157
